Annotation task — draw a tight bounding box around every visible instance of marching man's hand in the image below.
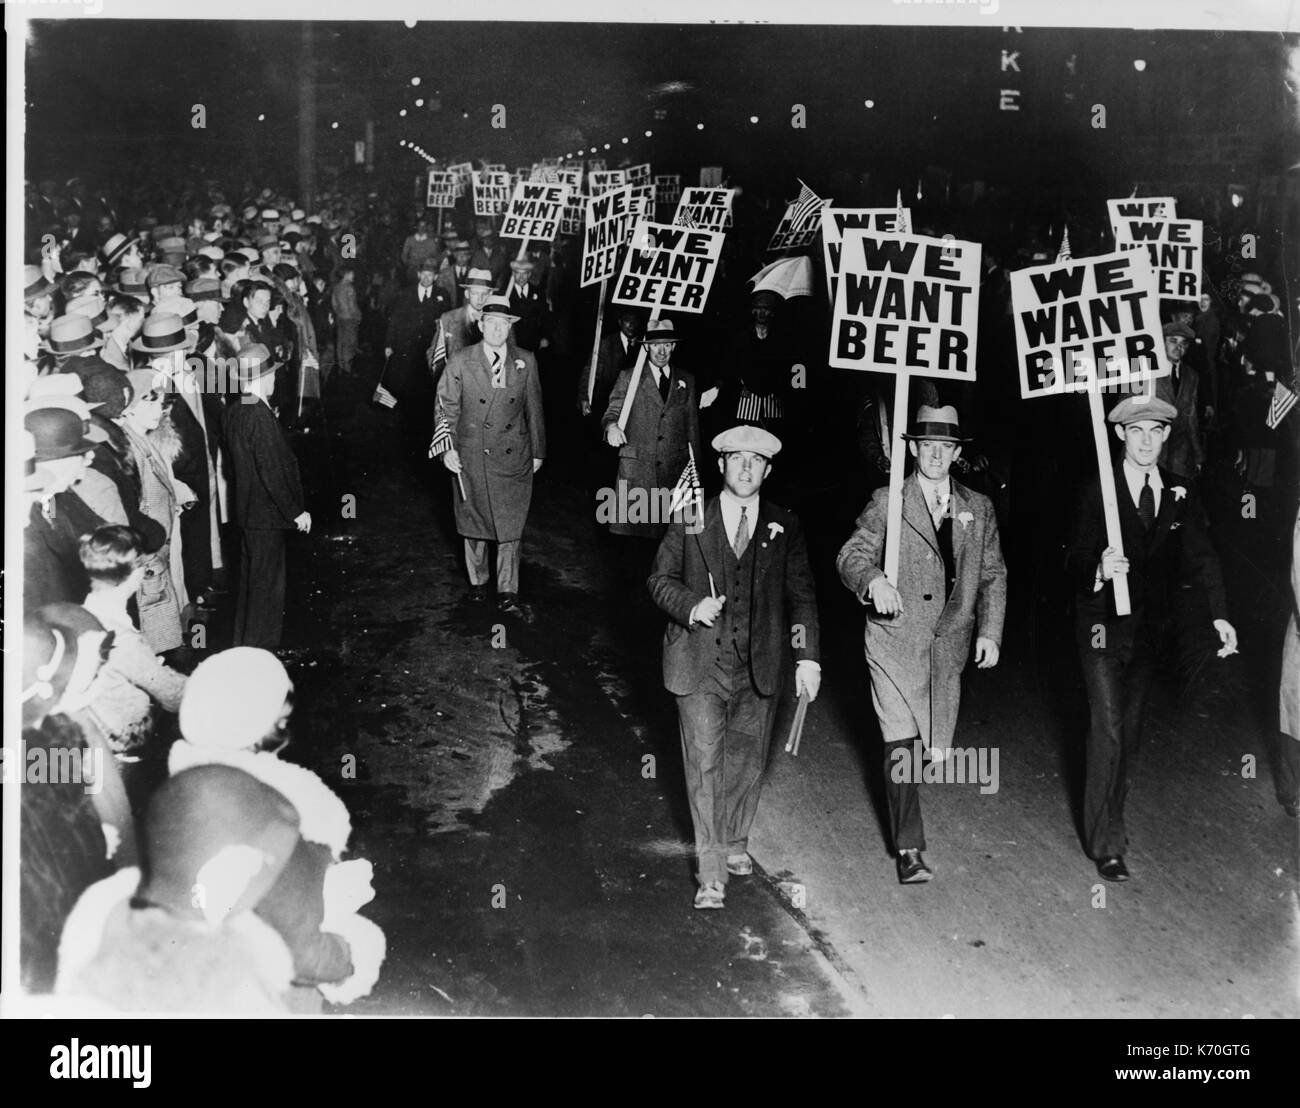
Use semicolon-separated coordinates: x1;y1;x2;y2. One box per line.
974;637;1000;669
795;661;821;702
689;595;726;627
699;386;719;410
442;447;463;474
1213;619;1239;658
605;424;627;448
533;458;543;473
1099;546;1129;580
868;576;904;616
294;512;312;534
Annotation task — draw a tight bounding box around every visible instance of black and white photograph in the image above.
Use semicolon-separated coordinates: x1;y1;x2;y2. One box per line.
5;0;1299;1043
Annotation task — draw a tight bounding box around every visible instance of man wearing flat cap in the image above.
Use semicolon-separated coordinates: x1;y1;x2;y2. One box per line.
836;404;1007;885
222;343;311;650
649;424;821;909
435;296;545;615
1067;394;1237;882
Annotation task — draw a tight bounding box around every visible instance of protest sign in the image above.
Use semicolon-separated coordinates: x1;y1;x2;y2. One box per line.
500;181;570;248
472;170;512;217
589;169;627;195
830;228;981;586
699;167;724;187
654;174;682;206
610;219;727;430
1011;249;1169;398
447;162;473;198
581;184;643;287
561;199;585;237
558;166;583;194
673;187;734;231
767;194;834;252
830;230;981;380
612;219;725;314
820;207;912;301
626;163;652;186
1106;196;1177;240
425;170;458;209
1009;241;1170;615
587;158;606;172
484;163;506;173
1112;216;1203;301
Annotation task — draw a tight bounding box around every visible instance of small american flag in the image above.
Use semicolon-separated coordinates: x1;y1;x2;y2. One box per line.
429;409;454;458
787;180;825;230
1056;227;1072;263
674;210;701;229
1267;380;1298;430
429;324;448;376
894;189;909;235
668;445;703;518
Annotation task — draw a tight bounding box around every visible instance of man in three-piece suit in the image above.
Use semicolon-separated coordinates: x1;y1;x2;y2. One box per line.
649;425;821;909
836;404;1007;885
602;317;701;546
1067;395;1237;882
385;256;450;452
222;343;311;650
436;297;546;616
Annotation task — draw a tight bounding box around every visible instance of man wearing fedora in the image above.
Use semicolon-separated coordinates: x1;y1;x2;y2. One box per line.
436;296;546;615
428;267;494;381
385;256;451;452
602;317;702;559
436;238;477;308
837;403;1007;884
1067;395;1237;881
223;343;311;650
649;425;821;909
505;257;549;353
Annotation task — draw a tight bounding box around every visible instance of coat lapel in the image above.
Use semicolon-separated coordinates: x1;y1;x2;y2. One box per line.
902;475;941;555
753;501;776;586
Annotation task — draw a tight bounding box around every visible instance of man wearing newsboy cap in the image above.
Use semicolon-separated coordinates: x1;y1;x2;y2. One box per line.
1066;394;1237;883
648;424;821;910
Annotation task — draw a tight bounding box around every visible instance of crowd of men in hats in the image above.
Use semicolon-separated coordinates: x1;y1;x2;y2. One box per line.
20;182;392;1011
17;158;1300;990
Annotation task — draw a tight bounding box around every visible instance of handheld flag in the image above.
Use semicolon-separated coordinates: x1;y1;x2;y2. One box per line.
668;443;703;519
373;354;398;408
787;179;826;231
1267;380;1298;430
894;189;910;234
1056;226;1072;263
429;408;466;499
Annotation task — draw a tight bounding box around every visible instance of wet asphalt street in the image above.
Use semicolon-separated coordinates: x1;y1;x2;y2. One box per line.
265;367;1297;1019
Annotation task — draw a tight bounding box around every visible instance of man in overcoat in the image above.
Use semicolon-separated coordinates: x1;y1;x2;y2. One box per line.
601;317;701;560
836;404;1007;884
1067;395;1236;881
223;343;311;649
648;425;820;909
436;297;545;615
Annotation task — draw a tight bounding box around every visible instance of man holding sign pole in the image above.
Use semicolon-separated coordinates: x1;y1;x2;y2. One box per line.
1067;395;1237;882
836;405;1006;884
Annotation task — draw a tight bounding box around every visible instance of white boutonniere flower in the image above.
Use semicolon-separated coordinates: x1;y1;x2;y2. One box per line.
958;510;974;530
677;379;686;390
514;358;525;370
768;522;784;540
1172;486;1187;501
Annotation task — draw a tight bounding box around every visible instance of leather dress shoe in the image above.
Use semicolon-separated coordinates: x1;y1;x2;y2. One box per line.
896;849;933;884
468;583;490;602
725;853;753;877
1096;855;1130;882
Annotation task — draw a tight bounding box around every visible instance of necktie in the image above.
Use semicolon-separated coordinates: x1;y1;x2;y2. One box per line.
658;368;670;402
933;489;950;528
419;289;426;302
732;506;750;560
1138;473;1155;530
490;349;504;389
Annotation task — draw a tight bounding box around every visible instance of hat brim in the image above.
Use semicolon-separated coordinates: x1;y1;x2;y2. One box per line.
35;436;99;462
901;428;970;442
640;334;681;344
481;312;521;324
131;335;194;354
